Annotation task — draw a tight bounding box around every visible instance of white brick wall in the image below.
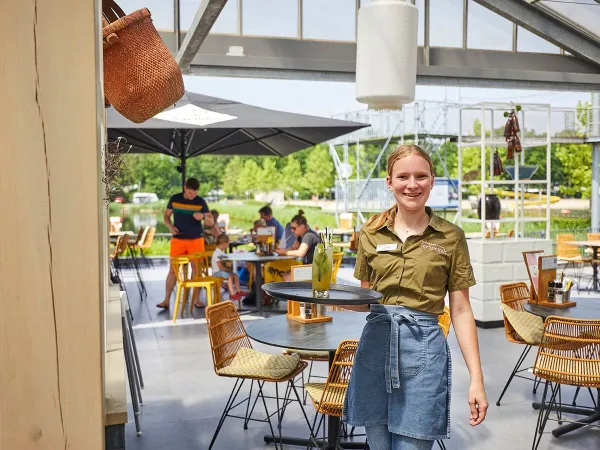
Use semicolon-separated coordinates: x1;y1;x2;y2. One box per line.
467;239;552;325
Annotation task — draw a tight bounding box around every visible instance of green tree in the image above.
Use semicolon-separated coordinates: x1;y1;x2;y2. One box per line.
280;155;302;198
304;145;334;197
554;143;592;197
260;158;280;192
238;160;261;194
125;153;181;199
222;156;245;197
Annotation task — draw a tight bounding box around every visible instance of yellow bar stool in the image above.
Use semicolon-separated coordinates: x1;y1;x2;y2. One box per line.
170;256;221;323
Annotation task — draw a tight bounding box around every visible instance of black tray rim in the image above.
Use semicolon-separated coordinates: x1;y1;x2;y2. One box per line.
261;281;382;305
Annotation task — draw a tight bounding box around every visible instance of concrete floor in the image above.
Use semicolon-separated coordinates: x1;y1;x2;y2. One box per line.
121;263;600;450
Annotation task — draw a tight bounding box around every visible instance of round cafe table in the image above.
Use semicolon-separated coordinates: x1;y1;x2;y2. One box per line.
524;299;600;437
219;252;295;313
245;311;369;449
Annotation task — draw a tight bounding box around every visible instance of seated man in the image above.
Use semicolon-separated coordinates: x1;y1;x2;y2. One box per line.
211;234;248;302
259;205;284;244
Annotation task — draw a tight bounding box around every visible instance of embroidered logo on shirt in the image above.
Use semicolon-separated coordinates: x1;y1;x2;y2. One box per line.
421;241;447;254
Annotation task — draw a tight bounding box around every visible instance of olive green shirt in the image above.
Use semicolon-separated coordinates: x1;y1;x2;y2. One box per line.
354;207;476;315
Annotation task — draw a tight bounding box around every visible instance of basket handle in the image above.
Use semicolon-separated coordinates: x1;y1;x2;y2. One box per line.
102;0;127;24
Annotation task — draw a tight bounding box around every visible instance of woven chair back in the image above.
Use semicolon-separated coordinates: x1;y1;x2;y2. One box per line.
205;301;252;373
315;340;358;417
534;317;600;388
499;282;530;344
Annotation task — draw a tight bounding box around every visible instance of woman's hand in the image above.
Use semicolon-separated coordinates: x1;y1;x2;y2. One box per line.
274;248;286;256
468;381;488;426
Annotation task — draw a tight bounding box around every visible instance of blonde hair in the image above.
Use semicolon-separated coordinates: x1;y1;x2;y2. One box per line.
364;144;434;232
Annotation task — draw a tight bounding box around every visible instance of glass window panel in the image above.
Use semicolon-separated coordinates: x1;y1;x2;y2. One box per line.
430;0;463;48
180;0;238;34
415;0;424;46
242;0;298;38
467;0;512;51
116;0;173;30
517;26;560;54
303;0;356;41
543;0;600;40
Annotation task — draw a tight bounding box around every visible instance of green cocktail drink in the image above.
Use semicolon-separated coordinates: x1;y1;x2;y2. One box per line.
312;244;333;298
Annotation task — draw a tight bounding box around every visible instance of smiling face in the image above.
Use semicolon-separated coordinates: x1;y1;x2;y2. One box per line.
386;153;434;212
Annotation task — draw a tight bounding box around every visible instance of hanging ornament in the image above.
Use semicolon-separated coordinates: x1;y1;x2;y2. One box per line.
504;105;522;159
355;0;418;110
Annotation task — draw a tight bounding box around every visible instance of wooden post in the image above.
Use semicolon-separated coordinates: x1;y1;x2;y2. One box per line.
0;1;105;449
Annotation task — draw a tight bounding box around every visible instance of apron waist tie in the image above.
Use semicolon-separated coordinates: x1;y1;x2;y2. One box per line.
368;312;418;394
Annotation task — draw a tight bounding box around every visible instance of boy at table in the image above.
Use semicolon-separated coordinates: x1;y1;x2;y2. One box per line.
211;234;248;302
156;178;214;309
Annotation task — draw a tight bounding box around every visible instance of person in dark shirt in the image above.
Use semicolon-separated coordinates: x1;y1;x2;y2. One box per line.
156;178;214;310
275;210;319;264
258;205;284;243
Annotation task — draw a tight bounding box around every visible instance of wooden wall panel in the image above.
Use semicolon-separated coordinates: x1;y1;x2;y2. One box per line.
0;1;104;449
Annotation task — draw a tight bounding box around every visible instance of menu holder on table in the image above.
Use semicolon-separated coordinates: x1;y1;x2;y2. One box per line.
286;265;332;324
522;251;576;308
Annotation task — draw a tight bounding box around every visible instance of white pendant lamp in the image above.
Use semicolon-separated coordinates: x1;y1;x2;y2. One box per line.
355;0;418;110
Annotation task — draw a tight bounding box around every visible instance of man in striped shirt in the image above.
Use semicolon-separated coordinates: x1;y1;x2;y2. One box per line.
156;178;214;309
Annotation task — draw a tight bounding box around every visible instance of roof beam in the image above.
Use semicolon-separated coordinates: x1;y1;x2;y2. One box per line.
165;34;600;91
474;0;600;67
175;0;228;72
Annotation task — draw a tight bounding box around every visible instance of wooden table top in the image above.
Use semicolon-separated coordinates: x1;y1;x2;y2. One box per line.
245;311;367;352
565;240;600;247
524;300;600;320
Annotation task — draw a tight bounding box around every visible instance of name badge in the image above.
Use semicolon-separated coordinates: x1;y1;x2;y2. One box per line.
376;243;398;253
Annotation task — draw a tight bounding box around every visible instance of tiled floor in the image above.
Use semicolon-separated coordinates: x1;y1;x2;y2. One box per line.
121;263;600;449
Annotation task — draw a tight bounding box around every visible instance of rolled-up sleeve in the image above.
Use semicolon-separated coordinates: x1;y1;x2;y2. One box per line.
447;232;476;292
353;231;371;281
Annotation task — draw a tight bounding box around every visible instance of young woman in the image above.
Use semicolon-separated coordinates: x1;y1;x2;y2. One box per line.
343;145;488;450
275;211;319;264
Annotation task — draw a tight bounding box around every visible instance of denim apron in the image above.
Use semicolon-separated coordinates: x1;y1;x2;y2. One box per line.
343;304;451;441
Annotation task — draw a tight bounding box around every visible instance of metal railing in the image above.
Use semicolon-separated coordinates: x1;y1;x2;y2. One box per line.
331;103;600;145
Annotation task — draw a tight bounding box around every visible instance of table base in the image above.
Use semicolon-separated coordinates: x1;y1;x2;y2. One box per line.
263;435;367;449
532;402;600;437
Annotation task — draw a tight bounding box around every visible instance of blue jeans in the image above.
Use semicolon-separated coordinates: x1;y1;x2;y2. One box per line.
366;425;435;450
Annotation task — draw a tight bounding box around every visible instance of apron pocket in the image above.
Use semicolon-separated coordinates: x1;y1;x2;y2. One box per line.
398;324;427;377
357;321;388;372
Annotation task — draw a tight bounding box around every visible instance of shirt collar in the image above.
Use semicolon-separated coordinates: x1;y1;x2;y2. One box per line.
379;206;444;233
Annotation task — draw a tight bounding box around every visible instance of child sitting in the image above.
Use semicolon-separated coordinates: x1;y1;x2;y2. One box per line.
211;234;248;301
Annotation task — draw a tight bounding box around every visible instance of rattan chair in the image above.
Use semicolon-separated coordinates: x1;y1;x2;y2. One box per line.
304;340;358;449
205;301;311;450
126;226;149;299
136;226;156;268
531;317;600;450
439;306;451;338
496;282;544;406
586;232;600;285
556;233;591;286
109;234;130;284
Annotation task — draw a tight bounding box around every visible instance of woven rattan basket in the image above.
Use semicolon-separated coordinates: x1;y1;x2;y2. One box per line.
103;3;184;123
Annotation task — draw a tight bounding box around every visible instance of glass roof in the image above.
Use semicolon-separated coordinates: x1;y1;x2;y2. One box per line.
535;0;600;41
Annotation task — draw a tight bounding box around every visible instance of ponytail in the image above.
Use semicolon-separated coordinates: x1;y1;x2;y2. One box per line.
364;205;396;232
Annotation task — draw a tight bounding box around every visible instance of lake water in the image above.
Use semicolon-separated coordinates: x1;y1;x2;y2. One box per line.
114;210;254;234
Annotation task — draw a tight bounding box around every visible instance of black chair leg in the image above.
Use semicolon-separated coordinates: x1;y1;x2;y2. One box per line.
496;344;532;406
532;381;559;450
209;379;246;450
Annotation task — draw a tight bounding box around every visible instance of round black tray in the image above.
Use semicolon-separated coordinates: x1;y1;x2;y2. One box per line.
261;281;382;305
